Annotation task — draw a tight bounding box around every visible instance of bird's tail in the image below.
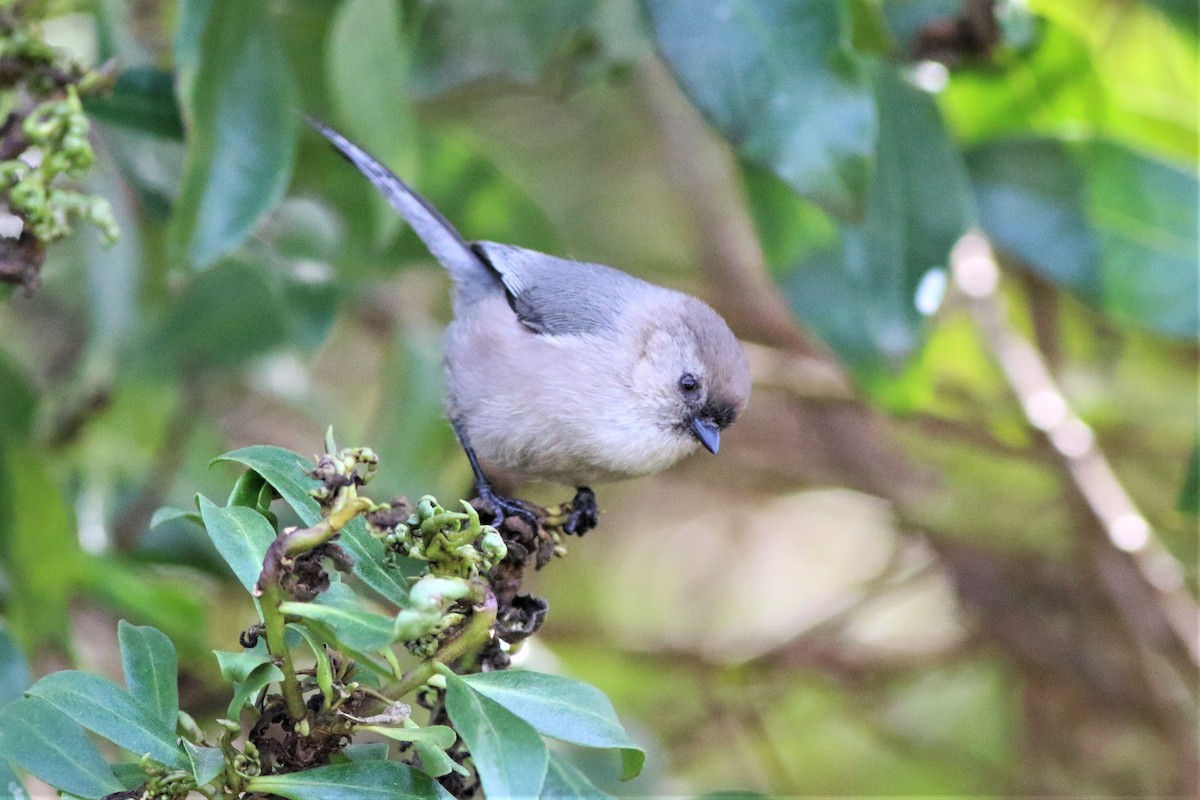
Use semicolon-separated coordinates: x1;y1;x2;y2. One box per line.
307;117;498;294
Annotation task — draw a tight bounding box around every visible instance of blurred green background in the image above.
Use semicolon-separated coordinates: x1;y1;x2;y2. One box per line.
0;0;1196;796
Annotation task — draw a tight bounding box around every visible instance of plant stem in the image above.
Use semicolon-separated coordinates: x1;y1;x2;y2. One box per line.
388;587;498;700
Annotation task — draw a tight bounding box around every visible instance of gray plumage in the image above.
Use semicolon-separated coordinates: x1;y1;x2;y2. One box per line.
311;120;751;487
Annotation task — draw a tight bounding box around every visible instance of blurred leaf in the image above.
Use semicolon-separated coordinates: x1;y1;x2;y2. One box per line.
26;672;188;769
0;623;29;706
408;0;595;97
880;0;960;53
78;556;208;661
0;697;123;799
117;621;179;733
1084;142;1198;339
183;741;224;786
154;261;289;370
1149;0;1199;33
541;751;614;799
214;447;418;606
197;495;277;593
246;761;453;800
84;67;184;140
1178;441;1199;516
462;670;645;779
645;0;875;219
785;63;973;380
0;445;80;654
0;758;23;799
695;793;770;800
170;0;300;269
327;0;417;247
444;671;549;799
279;583;399;653
0;355;35;440
966;137;1100;295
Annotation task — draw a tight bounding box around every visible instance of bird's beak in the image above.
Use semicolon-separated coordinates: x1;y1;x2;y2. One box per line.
689;416;721;454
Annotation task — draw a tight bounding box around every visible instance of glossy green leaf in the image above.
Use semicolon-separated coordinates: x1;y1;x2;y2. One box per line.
246;761;454;800
327;0;417;247
279;583;398;653
0;623;29;707
360;724;456;749
341;742;391;762
408;0;595;97
1085;142;1198;338
541;751;614;799
214;447;416;606
444;671;549;799
118;621;179;732
646;0;875;219
155;261;290;370
170;0;300;268
183;740;225;786
26;672;187;769
198;495;277;593
0;697;123;799
462;670;645;780
83;67;184;140
967;138;1100;295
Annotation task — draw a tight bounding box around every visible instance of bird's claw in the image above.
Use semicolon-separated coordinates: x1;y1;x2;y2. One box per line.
564;486;599;536
477;485;540;533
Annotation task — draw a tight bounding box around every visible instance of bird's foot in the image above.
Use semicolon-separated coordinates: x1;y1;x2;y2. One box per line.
475;483;540;534
564;486;599;536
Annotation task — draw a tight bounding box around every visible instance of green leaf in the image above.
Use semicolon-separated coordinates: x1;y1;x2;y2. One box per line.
444;671;549;799
213;446;416;606
1178;441;1199;516
154;261;290;370
340;742;391;762
0;758;24;799
0;697;123;799
26;672;187;769
413;737;467;779
198;495;277;593
966;138;1100;296
170;0;300;268
214;649;283;719
0;445;81;654
541;751;614;799
149;507;202;529
118;621;179;733
461;670;645;780
360;724;456;749
0;623;30;707
0;355;35;440
246;761;454;800
326;0;418;247
645;0;875;219
83;67;184;140
183;740;225;786
1084;142;1198;339
408;0;595;97
785;62;973;380
279;583;398;653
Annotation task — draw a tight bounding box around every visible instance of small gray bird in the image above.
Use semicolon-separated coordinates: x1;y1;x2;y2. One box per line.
310;120;751;533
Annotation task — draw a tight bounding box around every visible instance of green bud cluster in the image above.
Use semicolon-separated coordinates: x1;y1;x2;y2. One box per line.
0;16;120;251
369;494;507;578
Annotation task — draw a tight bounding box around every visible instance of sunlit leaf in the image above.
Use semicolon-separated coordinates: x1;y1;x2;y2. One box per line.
646;0;875;218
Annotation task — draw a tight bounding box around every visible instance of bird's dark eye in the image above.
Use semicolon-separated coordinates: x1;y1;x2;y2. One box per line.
679;373;700;393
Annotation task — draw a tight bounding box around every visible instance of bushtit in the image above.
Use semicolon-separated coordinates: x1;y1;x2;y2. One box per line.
310;120;751;533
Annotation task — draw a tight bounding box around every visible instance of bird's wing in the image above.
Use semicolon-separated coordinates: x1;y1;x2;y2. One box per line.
308;118;503;306
472;241;647;336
